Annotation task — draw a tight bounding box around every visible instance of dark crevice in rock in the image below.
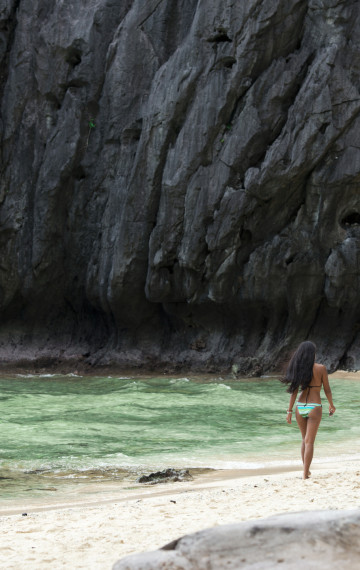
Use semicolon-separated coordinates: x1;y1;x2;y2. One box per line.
207;30;232;43
319;121;330;134
287;199;305;227
213;56;237;70
0;0;20;103
65;46;83;68
223;57;236;68
285;254;295;266
341;212;360;227
45;93;62;110
62;78;89;90
239;228;252;245
73;165;86;181
169;94;194;147
122;118;143;143
338;323;360;370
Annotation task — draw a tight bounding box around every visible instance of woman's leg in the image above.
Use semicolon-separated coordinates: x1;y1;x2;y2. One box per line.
296;410;307;466
302;407;322;479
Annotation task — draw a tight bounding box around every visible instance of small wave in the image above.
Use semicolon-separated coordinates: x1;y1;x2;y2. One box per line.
15;373;83;379
119;381;140;390
15;374;38;378
36;374;60;378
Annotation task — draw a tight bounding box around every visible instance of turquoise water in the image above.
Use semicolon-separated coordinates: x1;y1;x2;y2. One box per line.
0;374;359;501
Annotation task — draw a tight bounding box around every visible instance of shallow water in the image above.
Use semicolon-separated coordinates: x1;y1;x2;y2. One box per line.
0;373;358;502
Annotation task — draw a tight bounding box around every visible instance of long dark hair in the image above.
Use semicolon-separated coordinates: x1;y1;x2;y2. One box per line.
281;341;316;393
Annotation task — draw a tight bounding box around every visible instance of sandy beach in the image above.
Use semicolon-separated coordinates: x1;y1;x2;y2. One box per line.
1;457;360;569
1;370;358;569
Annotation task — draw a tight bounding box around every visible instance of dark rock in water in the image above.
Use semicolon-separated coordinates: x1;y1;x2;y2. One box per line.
1;1;360;372
112;509;360;569
137;469;192;485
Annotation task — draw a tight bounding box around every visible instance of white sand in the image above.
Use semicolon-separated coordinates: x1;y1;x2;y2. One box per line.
2;459;360;570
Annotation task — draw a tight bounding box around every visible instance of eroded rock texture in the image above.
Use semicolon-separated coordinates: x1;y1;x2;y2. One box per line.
112;509;360;570
1;0;360;371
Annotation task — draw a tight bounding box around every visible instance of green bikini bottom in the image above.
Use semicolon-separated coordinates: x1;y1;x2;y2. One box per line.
296;402;322;418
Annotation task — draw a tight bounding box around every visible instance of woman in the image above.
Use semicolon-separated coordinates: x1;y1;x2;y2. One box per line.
281;341;336;479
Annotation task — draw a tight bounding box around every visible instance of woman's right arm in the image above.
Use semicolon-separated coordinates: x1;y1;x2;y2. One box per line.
322;366;336;415
286;389;298;424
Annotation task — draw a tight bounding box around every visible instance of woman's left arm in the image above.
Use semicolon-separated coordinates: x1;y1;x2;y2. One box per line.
286;389;298;424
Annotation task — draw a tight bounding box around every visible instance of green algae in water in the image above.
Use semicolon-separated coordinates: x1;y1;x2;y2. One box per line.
0;374;359;500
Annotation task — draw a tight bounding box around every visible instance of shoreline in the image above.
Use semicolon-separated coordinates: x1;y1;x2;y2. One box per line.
2;457;360;569
0;464;305;517
0;367;359;380
3;450;360;518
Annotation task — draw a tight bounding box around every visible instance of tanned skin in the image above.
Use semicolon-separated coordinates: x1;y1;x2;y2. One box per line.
286;363;336;479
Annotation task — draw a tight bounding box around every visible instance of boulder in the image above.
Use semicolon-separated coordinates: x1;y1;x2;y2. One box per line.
136;468;192;484
113;509;360;569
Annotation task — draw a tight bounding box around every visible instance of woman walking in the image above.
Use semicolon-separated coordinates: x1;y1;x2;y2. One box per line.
282;341;336;479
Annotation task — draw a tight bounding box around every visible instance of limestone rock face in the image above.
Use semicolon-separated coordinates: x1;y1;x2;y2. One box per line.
1;0;360;371
113;509;360;570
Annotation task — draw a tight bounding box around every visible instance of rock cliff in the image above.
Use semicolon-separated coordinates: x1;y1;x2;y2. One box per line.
1;0;360;372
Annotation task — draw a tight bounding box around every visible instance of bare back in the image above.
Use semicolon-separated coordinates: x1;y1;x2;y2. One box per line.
298;363;326;404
